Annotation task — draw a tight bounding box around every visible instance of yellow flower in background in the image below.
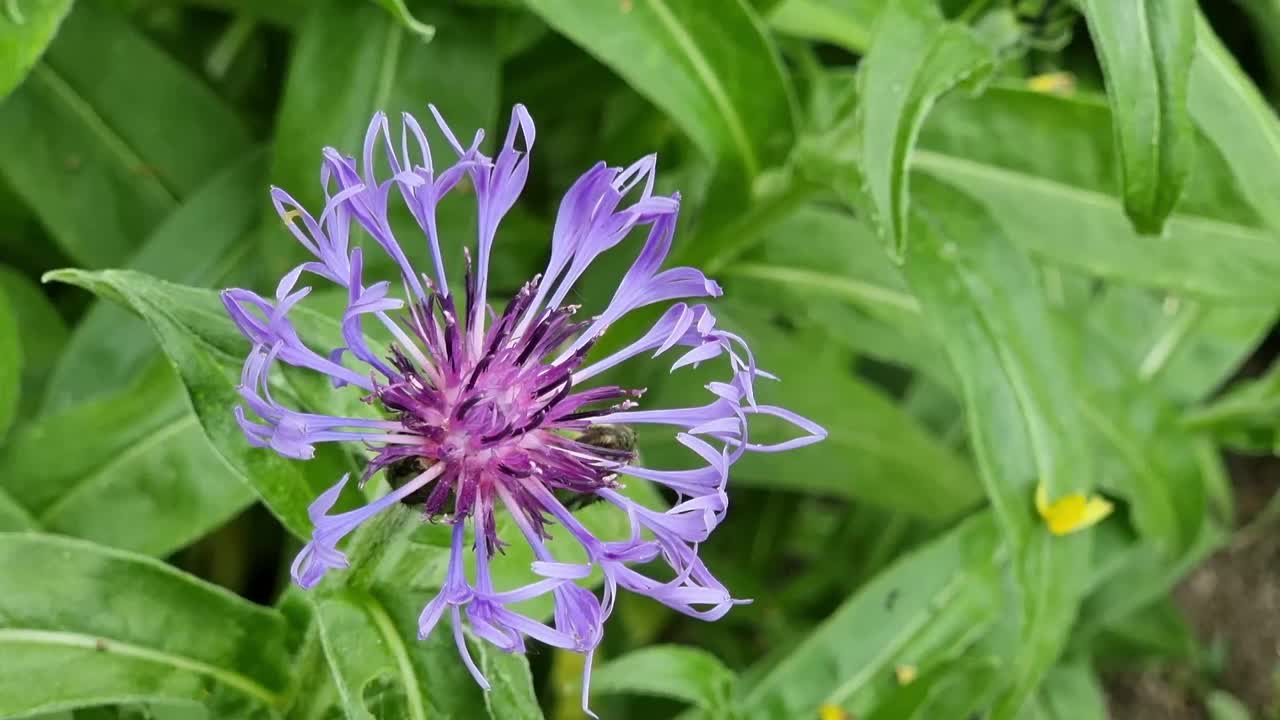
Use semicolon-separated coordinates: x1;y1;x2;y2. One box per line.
894;664;918;685
1026;71;1076;96
1035;484;1114;536
818;704;851;720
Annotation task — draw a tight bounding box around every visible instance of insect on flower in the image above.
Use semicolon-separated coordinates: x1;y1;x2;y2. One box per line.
221;103;825;714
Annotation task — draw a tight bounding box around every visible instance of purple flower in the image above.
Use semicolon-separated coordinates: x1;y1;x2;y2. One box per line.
223;105;824;714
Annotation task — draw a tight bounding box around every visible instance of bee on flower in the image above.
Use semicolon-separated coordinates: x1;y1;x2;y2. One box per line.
221;103;824;715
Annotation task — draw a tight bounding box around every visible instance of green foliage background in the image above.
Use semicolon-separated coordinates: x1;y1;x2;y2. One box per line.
1;0;1278;717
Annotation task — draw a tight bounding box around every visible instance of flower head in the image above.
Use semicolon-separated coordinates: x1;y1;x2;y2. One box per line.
223;104;824;713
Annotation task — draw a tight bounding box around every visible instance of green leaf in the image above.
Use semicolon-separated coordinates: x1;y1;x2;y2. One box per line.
767;0;882;53
593;646;735;711
0;533;289;716
475;639;543;720
735;513;1002;718
0;3;250;267
44;269;359;539
1075;0;1195;234
0;485;36;531
41;148;268;414
1189;12;1280;234
1205;690;1253;720
899;178;1094;717
914;85;1280;302
0;281;19;441
0;265;67;420
0;0;71;99
1087;595;1199;667
371;0;435;42
523;0;797;179
312;587;487;720
1184;358;1280;453
0;360;253;556
862;657;1001;720
1076;441;1227;641
1033;662;1108;720
847;0;994;259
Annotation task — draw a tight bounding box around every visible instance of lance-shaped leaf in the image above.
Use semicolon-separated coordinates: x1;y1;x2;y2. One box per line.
593;646;736;712
0;266;67;420
0;360;253;557
312;587;510;720
1189;12;1280;234
523;0;797;181
0;0;72;99
1075;0;1196;235
914;85;1280;303
45;269;362;539
41;148;267;413
733;513;1002;719
850;0;994;260
0;533;290;716
899;178;1094;718
0;3;250;267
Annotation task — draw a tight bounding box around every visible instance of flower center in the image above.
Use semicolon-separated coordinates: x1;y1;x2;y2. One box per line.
363;278;641;537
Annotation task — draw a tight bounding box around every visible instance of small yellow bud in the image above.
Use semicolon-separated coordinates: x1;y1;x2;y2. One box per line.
1035;483;1113;536
894;664;918;685
1027;71;1076;96
818;704;851;720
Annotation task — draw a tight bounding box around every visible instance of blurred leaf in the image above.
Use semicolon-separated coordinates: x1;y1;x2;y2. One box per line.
41;148;267;414
915;86;1280;302
0;486;36;531
1206;690;1253;720
1185;358;1280;453
0;0;71;99
593;646;735;712
723;205;952;383
1076;441;1227;640
1234;0;1280;98
1075;0;1195;234
0;266;67;419
0;533;289;716
0;281;19;441
1077;283;1275;407
270;0;498;200
372;0;435;42
0;360;253;556
1088;595;1199;667
312;587;488;720
733;513;1002;719
850;0;994;259
475;638;542;720
45;269;359;539
266;0;498;278
0;3;250;267
862;657;1000;720
1189;12;1280;234
668;305;979;517
524;0;797;180
767;0;881;52
898;178;1094;717
1031;662;1108;720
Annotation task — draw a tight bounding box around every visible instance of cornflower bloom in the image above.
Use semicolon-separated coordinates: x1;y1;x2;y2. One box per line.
222;104;824;714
